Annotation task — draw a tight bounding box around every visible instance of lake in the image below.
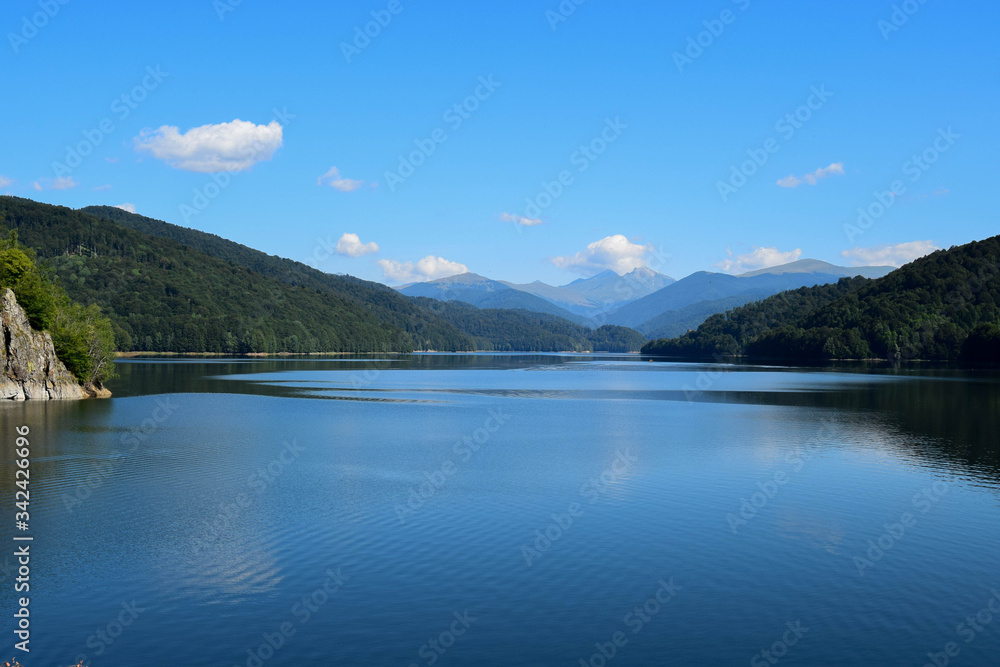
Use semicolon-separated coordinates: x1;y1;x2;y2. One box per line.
2;354;999;666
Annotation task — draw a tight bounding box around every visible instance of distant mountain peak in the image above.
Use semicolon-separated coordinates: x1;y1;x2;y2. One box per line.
563;266;673;288
626;266;675;282
737;259;894;279
430;272;492;284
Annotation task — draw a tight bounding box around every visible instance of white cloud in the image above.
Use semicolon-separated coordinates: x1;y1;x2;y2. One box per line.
0;176;12;188
335;233;379;258
377;256;468;283
134;119;283;172
552;235;653;276
500;212;542;227
841;240;938;267
32;177;78;191
777;162;845;188
93;184;112;191
317;167;365;192
716;246;802;274
114;203;137;213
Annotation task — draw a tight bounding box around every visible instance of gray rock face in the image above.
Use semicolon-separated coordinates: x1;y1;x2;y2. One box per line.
0;288;85;400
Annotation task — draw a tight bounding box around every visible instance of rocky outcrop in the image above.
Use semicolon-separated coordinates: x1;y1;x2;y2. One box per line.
0;288;87;400
83;382;112;398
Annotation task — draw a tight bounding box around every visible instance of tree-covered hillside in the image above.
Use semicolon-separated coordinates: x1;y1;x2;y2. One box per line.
2;197;419;353
636;291;781;340
784;237;1000;360
80;204;475;351
409;298;646;352
643;235;1000;362
1;198;642;355
642;278;870;358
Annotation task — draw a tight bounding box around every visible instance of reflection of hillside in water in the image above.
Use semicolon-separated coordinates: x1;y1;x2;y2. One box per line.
104;356;1000;487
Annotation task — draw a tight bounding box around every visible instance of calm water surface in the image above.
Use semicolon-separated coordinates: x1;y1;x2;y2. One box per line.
2;354;999;666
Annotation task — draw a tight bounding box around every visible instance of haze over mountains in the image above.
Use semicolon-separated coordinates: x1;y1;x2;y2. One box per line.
505;267;676;314
396;272;593;326
398;267;677;324
398;260;894;339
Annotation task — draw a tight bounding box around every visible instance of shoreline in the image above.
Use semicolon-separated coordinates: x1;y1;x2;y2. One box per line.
116;351;376;358
116;350;642;358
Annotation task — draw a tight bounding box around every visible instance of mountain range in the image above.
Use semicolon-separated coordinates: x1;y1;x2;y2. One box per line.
398;266;677;324
643;234;1000;362
0;197;646;353
504;267;676;315
396;272;593;326
398;260;894;339
0;196;902;353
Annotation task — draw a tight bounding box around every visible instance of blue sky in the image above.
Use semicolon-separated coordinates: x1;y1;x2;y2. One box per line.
2;0;998;285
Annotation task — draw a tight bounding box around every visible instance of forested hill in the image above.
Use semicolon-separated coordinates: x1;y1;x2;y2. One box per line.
641;278;871;358
1;197;447;353
83;203;649;352
643;235;1000;362
1;197;646;354
409;297;646;352
80;204;474;350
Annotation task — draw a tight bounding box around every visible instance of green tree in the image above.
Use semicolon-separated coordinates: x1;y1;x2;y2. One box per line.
0;226;117;384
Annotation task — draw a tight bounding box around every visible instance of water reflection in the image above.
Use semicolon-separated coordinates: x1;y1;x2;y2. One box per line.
107;355;1000;483
0;354;998;665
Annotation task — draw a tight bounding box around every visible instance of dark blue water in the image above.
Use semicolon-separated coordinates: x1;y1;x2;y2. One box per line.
2;355;999;666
